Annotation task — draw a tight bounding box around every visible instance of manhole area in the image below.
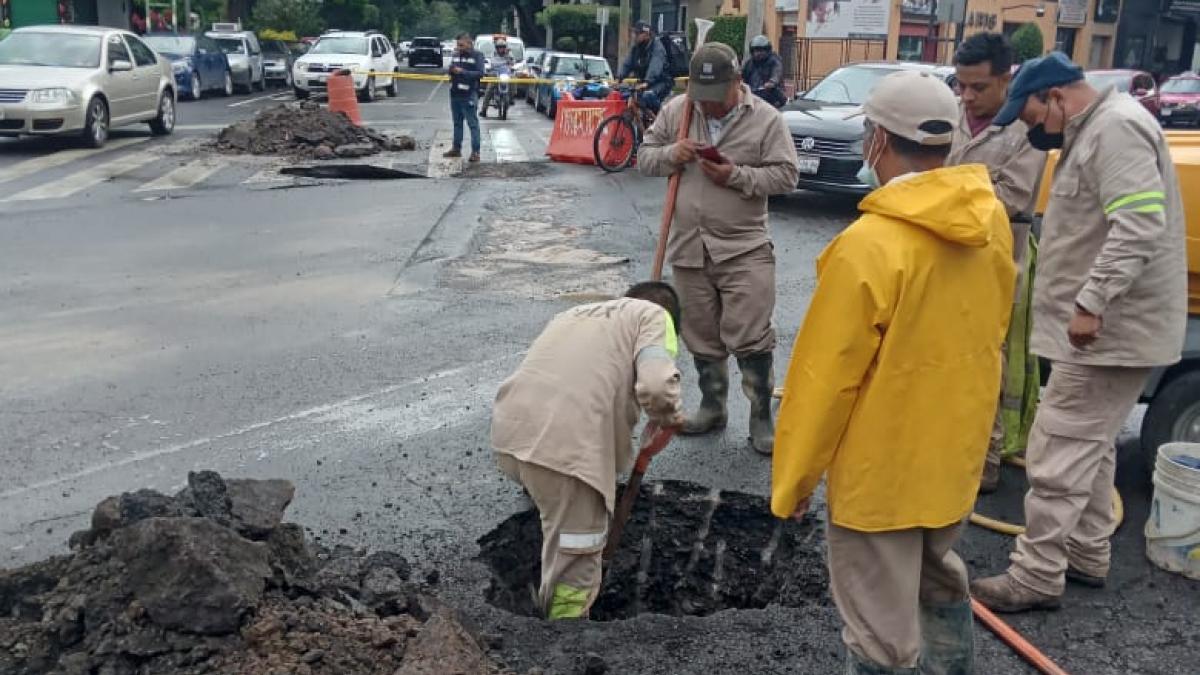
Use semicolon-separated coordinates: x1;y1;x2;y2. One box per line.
477;479;828;621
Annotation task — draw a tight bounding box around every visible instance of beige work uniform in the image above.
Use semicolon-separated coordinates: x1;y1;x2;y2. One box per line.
491;298;682;617
828;521;969;668
948;108;1045;473
1007;88;1187;596
638;86;799;359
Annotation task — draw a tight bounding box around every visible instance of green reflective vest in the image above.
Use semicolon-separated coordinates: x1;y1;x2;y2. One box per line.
1000;232;1039;457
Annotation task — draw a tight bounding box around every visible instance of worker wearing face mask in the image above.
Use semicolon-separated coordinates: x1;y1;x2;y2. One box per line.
971;52;1186;613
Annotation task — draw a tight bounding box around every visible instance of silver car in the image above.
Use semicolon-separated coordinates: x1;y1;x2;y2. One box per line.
0;25;176;147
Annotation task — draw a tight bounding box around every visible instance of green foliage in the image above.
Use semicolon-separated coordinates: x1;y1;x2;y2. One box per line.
554;36;578;51
537;3;614;54
319;0;379;32
259;28;299;41
1010;23;1044;63
706;15;746;57
251;0;323;37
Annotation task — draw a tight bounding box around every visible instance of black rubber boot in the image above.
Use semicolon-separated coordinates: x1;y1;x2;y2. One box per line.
738;352;775;456
679;357;728;436
918;601;975;675
845;649;918;675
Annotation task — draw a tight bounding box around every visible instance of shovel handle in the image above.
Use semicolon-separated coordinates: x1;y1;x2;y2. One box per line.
650;102;695;282
603;423;676;561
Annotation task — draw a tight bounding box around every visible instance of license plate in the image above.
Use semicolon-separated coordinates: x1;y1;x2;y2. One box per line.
797;154;820;175
1162;109;1172;117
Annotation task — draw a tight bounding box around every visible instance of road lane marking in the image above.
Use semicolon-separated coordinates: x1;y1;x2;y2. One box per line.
489;128;528;163
133;157;230;192
242;167;290;184
0;352;524;499
227;92;281;108
2;152;160;202
0;137;149;186
174;123;229;131
425;128;461;178
424;79;443;104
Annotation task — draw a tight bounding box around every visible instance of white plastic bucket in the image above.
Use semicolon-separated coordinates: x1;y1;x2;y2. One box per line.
1145;442;1200;580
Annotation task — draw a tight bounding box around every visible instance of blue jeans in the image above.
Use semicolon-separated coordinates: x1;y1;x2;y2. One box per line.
451;97;481;154
637;90;662;113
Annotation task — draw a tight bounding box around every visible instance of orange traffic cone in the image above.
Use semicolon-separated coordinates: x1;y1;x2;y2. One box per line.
327;69;362;126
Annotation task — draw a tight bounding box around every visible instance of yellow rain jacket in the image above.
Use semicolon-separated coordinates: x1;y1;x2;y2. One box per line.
771;165;1016;532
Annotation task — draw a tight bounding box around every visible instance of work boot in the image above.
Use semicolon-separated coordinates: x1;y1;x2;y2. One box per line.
739;352;776;456
1065;565;1106;588
679;357;728;436
918;601;974;675
978;460;1000;495
442;148;462;158
970;574;1061;613
469;152;481;163
844;649;918;675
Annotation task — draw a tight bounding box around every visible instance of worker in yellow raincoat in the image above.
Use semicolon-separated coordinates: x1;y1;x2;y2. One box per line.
771;70;1016;674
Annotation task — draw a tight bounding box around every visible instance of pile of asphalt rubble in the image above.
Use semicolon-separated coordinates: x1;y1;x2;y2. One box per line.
217;102;417;159
0;471;509;675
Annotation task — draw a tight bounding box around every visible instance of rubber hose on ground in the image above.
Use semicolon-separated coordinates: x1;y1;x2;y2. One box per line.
970;456;1125;536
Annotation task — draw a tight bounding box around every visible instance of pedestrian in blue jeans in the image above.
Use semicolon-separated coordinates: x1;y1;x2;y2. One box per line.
446;33;484;162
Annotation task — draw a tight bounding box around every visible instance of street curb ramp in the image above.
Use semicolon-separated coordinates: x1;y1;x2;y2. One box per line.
545;94;626;166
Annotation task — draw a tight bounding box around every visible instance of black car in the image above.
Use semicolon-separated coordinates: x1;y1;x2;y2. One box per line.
783;62;947;195
408;36;442;68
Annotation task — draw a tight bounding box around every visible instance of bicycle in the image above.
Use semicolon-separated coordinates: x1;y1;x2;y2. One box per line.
592;84;659;173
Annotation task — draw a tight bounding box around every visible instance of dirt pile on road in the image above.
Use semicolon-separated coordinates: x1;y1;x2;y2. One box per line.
0;471;506;675
217;102;417;160
479;479;829;621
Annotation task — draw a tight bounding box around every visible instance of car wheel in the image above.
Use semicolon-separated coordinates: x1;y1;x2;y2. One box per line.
188;71;202;101
254;71;266;91
222;70;234;97
149;91;176;136
1141;370;1200;480
358;76;375;103
294;86;310;100
386;69;398;97
81;96;109;148
547;98;556;120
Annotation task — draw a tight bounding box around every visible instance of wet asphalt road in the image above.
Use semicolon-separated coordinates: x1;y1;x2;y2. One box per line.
1;75;1196;674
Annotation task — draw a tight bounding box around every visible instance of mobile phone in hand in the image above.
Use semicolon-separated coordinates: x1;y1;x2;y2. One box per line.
697;145;728;164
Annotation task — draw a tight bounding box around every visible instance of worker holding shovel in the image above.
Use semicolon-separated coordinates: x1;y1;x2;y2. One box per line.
490;282;683;620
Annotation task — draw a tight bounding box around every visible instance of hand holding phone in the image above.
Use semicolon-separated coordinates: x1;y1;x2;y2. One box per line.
697;145;728;164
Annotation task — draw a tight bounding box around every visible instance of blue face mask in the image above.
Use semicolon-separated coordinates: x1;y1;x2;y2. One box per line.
856;135;881;190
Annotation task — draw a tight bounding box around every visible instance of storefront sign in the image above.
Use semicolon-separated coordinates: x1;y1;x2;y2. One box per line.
806;0;891;38
1058;0;1087;25
901;0;933;16
965;10;997;29
776;0;801;11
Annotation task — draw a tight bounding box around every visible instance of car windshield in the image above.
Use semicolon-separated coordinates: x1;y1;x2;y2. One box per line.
213;37;246;54
553;56;584;75
144;35;194;54
413;38;438;47
262;43;288;56
310;37;368;55
1163;78;1200;94
583;58;609;78
0;32;102;68
1086;72;1131;92
802;65;901;104
476;40;524;61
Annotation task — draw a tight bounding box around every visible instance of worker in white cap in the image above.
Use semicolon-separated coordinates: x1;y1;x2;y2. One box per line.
772;70;1015;674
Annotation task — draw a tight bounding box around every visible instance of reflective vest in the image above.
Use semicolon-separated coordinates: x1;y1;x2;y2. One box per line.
1000;232;1039;457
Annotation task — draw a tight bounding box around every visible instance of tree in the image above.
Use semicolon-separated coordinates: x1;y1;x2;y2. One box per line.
1010;23;1044;64
537;3;616;55
320;0;379;31
251;0;324;36
688;14;745;55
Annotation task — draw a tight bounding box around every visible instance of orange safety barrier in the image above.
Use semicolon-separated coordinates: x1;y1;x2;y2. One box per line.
327;70;362;126
545;93;626;165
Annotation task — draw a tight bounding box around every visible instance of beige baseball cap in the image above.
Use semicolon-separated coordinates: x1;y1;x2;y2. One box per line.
689;42;740;102
861;70;958;145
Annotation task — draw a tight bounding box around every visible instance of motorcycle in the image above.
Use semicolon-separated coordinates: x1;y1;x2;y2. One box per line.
481;62;512;120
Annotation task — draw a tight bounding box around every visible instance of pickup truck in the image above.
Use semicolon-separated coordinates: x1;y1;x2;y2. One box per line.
1034;131;1200;475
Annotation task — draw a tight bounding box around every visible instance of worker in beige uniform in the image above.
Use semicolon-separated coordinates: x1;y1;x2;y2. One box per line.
638;42;799;456
947;32;1046;494
491;282;683;620
971;52;1186;612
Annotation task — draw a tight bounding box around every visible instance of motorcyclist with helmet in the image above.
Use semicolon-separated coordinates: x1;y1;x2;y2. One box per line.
480;38;515;117
743;35;786;108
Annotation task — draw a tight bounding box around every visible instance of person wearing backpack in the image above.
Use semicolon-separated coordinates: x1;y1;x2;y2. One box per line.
616;20;674;113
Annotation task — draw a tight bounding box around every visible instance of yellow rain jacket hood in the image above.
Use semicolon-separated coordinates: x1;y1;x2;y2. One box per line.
772;165;1016;531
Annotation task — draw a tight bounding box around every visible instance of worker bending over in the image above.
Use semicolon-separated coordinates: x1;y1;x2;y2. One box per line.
772;71;1015;674
491;282;683;620
971;53;1186;612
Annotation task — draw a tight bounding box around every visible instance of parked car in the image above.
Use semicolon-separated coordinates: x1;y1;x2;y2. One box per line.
293;30;398;102
205;24;263;93
441;40;454;57
1159;74;1200;126
0;25;176;147
513;46;544;97
144;33;232;100
260;39;295;88
533;53;612;119
525;48;555;104
782;61;941;195
1085;69;1160;117
408;36;442;68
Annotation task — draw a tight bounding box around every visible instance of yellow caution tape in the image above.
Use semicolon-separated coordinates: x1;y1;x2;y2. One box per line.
332;70;686;86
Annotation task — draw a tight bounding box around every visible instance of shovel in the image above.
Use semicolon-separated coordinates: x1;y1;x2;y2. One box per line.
603;422;676;562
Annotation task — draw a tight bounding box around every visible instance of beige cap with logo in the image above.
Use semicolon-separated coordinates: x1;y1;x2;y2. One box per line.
688;42;740;102
861;70;958;145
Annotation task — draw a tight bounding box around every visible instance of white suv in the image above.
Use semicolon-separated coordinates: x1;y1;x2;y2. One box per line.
293;30;398;102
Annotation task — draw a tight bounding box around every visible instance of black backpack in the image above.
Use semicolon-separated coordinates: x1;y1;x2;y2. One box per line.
659;35;689;79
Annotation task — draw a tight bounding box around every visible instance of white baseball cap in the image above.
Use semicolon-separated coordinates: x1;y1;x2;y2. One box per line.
861;70;958;146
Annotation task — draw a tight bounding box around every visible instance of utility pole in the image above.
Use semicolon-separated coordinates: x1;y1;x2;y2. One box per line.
641;0;651;27
744;0;764;57
619;0;631;66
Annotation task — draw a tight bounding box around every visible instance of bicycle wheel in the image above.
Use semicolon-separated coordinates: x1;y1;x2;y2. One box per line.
594;114;638;173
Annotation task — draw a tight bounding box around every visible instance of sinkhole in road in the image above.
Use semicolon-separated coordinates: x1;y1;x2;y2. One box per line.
477;479;829;621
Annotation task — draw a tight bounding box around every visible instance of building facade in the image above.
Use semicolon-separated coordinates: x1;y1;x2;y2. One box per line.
1116;0;1198;76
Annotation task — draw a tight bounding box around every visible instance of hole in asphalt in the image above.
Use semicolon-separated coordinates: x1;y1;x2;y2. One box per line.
477;479;828;621
280;164;427;180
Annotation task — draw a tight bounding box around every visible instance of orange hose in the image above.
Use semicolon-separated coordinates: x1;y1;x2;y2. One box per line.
971;599;1071;675
650;100;694;281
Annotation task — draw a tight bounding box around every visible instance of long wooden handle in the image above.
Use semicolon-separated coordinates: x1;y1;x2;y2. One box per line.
972;599;1071;675
650;100;695;282
603;468;644;561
